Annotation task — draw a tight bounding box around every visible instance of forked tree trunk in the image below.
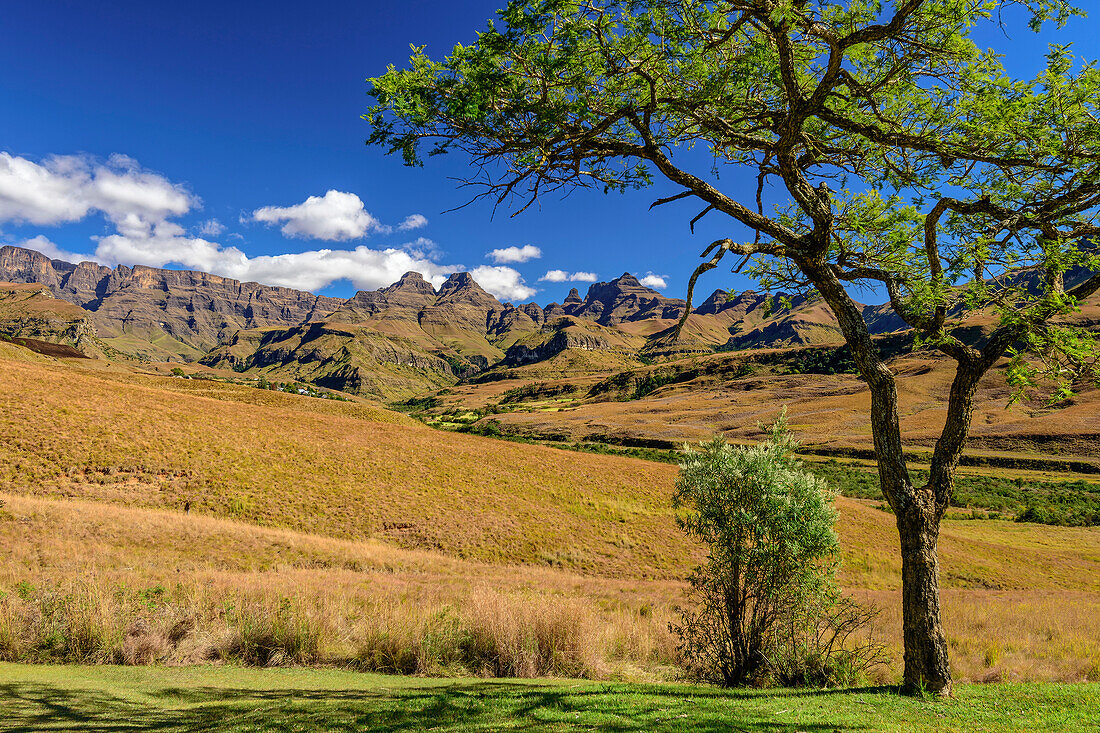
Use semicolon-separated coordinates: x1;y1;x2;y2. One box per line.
809;262;956;696
897;508;952;695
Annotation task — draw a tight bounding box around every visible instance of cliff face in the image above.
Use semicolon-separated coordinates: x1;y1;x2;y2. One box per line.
201;271;547;399
0;246;343;360
0;283;109;358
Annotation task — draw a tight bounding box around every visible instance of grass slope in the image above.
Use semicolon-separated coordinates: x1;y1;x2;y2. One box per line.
2;352;1099;681
0;354;694;577
1;664;1098;732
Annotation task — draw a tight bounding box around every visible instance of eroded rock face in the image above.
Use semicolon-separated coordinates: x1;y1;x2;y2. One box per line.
564;273;687;325
504;328;614;366
329;271;438;321
0;246;343;359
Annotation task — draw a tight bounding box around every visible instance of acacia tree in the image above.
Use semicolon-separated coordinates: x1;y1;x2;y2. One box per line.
364;0;1100;694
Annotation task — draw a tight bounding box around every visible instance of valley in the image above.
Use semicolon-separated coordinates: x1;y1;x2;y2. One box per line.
1;243;1099;691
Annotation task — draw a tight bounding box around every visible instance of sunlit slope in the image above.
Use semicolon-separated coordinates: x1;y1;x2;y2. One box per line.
2;351;1098;588
0;354;692;577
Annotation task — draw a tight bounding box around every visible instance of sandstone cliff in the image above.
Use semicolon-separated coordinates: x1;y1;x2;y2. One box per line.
0;245;343;360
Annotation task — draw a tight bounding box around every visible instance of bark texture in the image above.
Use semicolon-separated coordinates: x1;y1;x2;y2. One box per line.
898;511;952;695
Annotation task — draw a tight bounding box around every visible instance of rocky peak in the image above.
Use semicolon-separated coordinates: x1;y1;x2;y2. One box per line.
566;272;686;325
435;271;499;308
329;271;439;322
563;288;583;304
695;289;731;315
382;271;437;300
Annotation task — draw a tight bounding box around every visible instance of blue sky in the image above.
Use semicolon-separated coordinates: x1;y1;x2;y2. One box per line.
0;1;1094;305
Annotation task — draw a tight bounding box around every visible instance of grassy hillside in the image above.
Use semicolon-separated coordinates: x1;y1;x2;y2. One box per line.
426;349;1100;460
0;352;694;577
1;350;1098;682
4;351;1100;585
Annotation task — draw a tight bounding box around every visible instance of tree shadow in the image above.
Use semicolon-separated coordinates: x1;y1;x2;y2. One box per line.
0;678;880;732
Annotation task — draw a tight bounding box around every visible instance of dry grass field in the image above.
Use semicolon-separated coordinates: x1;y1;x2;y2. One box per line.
0;347;1097;683
438;350;1100;459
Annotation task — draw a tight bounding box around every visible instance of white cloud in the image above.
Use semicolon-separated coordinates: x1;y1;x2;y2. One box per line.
91;225;458;292
640;273;668;289
487;244;541;264
398;213;428;231
0;152;194;229
470;265;536;301
14;235;90;264
0;152;486;295
198;219;225;237
251;190;381;241
539;269;598;283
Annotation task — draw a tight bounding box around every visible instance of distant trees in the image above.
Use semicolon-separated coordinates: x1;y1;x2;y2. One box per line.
365;0;1100;693
673;413;883;687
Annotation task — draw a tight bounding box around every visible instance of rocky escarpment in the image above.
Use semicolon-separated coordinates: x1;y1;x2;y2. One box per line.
504;328;614;366
542;273;687;325
0;246;343;360
0;283;110;358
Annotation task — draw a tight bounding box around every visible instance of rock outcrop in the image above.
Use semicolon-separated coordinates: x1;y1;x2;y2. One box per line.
0;283;108;358
0;245;342;360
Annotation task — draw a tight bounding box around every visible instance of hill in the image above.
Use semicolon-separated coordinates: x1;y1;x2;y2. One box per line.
0;350;1098;682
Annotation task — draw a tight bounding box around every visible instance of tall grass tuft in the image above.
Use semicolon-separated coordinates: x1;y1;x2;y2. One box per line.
354;592;603;678
216;598;323;666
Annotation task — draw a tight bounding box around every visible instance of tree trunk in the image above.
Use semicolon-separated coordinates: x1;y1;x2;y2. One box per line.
897;509;952;695
806;260;955;695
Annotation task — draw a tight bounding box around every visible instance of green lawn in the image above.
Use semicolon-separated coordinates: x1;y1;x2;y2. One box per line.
0;664;1097;732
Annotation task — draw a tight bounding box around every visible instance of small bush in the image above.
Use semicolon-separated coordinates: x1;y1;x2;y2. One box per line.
673;410;883;687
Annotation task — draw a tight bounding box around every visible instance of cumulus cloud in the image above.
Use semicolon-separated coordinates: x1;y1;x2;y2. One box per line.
1;152;534;296
198;218;225;237
88;219;457;291
539;269;598;283
13;235;90;264
251;190;384;241
487;244;541;264
470;265;536;301
640;273;668;289
0;152;194;229
397;213;428;231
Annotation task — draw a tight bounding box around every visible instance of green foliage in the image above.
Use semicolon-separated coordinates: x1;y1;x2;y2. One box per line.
812;460;1100;526
672;411;848;686
499;381;577;404
365;0;1100;399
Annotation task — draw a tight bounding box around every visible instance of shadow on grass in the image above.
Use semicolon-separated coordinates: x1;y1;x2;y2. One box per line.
0;679;888;732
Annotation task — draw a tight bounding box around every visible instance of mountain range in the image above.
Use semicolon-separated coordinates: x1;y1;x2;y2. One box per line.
1;243;910;399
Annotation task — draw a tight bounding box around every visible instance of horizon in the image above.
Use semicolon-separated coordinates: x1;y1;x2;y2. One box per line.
5;240;748;309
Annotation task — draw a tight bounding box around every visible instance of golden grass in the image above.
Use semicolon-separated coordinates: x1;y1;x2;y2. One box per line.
0;491;1097;682
1;352;1098;682
0;355;694;577
445;351;1100;457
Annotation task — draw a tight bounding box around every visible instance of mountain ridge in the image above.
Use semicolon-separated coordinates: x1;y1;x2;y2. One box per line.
1;244;897;399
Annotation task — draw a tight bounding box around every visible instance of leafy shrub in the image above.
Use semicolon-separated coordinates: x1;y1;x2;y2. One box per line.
673;411;882;687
